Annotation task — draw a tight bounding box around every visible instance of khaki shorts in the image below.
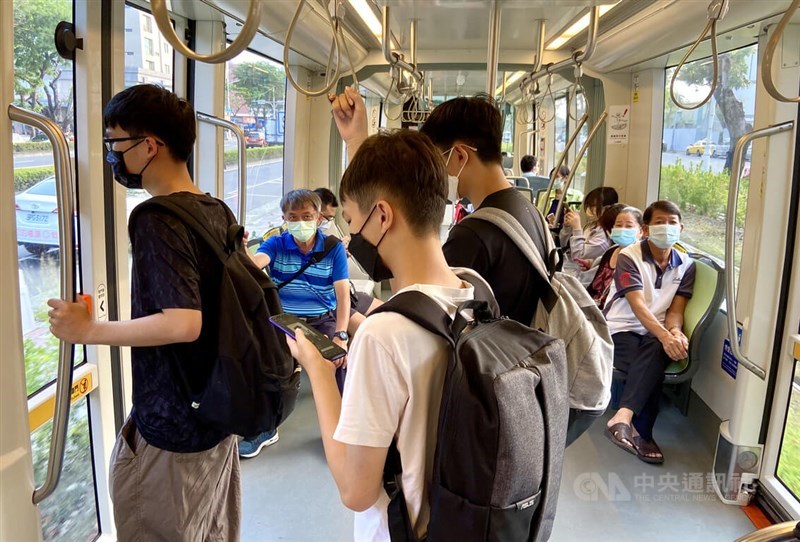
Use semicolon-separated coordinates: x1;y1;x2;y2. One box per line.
109;417;241;541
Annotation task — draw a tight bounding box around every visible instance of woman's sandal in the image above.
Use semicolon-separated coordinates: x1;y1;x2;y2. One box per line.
634;436;664;464
605;422;637;456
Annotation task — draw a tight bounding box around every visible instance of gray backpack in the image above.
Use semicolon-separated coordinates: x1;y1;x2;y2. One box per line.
374;273;568;541
468;208;614;437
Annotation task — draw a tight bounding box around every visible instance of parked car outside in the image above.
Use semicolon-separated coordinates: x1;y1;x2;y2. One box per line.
245;131;266;148
15;176;59;255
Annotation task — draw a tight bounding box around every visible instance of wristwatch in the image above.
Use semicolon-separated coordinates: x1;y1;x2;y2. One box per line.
333;331;349;342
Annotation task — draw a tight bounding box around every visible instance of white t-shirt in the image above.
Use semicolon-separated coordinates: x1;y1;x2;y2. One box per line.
333;268;485;541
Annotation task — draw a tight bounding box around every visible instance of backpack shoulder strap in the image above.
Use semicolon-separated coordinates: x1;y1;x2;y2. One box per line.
277;234;341;290
129;196;235;264
371;290;455;347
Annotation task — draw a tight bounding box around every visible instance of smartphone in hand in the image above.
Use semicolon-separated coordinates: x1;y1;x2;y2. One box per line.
269;313;347;361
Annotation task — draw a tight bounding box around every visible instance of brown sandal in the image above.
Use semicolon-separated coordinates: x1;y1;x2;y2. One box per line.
634;436;664;464
605;422;637;456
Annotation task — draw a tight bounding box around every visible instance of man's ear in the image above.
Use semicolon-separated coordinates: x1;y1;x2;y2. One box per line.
642;224;650;238
375;200;394;233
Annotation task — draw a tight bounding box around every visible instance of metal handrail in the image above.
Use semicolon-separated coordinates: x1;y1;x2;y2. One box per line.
532;20;546;75
520;6;600;92
734;521;800;542
516;127;538;172
486;0;501;95
9;105;76;504
669;0;729;110
538;113;589;214
553;110;608;222
151;0;261;64
381;6;423;83
724;121;794;380
196;112;248;225
761;0;800;103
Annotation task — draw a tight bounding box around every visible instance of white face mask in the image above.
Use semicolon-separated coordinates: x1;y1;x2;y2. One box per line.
286;220;317;243
443;145;473;202
319;218;333;231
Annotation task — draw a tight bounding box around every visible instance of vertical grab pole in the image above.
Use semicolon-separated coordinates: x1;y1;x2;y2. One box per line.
9;105;76;505
723;121;794;380
196;112;248;226
486;0;501;95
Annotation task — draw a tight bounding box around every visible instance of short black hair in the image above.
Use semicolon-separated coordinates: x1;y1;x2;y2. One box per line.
104;84;195;162
340;130;446;236
520;155;537;173
643;200;682;223
584;186;619;219
314;187;339;208
420;93;503;165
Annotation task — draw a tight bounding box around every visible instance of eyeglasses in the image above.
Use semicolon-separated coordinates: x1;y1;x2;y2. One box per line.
441;144;478;157
103;136;145;152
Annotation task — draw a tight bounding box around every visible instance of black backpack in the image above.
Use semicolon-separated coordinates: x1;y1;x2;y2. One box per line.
373;275;568;542
129;196;300;438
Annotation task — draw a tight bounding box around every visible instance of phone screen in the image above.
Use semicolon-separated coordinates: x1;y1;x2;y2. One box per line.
269;314;347;361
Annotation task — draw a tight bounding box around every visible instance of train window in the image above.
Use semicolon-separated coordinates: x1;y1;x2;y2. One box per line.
553;95;567;165
225;49;287;237
659;43;758;276
123;4;175;222
777;361;800;499
12;0;99;539
572;93;589;193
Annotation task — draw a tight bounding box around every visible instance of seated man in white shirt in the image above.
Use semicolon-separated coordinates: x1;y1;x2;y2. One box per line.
602;200;695;465
286;92;483;541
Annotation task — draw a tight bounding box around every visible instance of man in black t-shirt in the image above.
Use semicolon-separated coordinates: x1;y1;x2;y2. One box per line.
48;85;240;541
329;88;549;324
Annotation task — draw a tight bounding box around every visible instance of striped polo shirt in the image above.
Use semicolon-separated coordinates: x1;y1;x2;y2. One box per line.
257;230;349;317
603;240;695;335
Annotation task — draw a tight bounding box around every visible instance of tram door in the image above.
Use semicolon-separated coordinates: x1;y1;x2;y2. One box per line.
1;1;118;540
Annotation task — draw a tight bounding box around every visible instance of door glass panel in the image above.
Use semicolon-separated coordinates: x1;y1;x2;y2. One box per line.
32;397;99;541
225;49;286;237
12;0;99;539
777;360;800;498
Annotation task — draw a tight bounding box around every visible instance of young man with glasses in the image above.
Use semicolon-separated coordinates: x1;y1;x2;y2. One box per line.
47;84;241;541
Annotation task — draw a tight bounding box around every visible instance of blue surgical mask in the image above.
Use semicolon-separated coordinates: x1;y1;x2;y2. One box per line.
648;224;681;249
286;220;318;243
610;227;638;247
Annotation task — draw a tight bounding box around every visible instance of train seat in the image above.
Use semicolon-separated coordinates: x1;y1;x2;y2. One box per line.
610;253;725;415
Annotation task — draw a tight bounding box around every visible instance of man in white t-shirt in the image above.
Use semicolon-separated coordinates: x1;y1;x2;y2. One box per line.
602;200;695;465
286;107;483;540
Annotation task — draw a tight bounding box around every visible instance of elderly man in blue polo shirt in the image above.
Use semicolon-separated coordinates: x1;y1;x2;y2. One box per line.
602;200;695;465
243;189;351;458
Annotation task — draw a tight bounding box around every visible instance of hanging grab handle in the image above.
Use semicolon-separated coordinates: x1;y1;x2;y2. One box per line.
151;0;261;64
196;112;248;226
9;105;77;505
669;0;729;111
761;0;800;103
723;121;794;381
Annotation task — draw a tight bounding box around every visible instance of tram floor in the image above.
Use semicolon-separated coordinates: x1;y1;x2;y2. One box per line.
241;373;757;541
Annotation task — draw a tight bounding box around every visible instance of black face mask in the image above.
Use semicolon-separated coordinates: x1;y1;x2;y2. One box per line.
106;139;153;189
349;205;393;282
